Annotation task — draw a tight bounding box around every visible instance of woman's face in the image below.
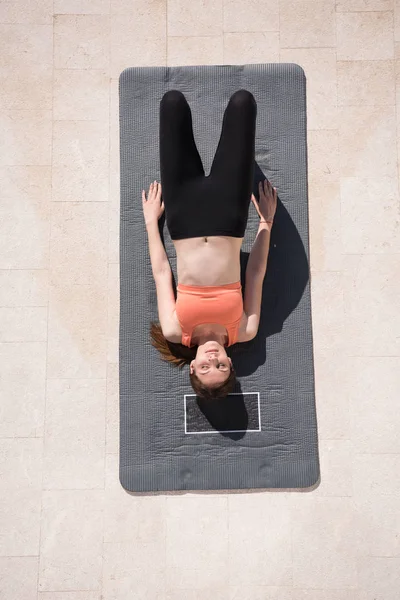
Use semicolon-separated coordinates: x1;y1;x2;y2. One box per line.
190;340;232;387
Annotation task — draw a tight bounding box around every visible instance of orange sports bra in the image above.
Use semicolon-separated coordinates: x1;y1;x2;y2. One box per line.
175;281;243;348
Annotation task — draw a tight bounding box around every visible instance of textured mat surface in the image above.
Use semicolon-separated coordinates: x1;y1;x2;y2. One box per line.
119;63;319;492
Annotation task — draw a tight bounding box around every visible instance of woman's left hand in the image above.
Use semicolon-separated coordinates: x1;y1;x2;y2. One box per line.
142;180;165;227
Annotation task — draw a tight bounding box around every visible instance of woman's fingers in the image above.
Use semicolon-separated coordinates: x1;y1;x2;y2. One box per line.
257;180;278;198
148;181;162;196
147;182;155;199
143;181;163;204
264;179;277;193
266;179;278;196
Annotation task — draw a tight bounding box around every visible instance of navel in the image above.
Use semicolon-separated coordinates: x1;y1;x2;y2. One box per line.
204;237;208;243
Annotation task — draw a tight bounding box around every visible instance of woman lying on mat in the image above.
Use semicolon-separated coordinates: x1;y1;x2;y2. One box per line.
142;89;277;401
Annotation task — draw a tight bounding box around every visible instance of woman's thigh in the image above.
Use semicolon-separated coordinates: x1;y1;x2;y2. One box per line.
161;89;257;240
165;174;252;240
159;90;204;195
209;89;257;196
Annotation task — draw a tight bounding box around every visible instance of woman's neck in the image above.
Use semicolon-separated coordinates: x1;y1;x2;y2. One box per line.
191;324;228;346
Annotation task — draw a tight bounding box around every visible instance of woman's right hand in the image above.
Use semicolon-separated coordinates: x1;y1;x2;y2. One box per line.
251;178;277;224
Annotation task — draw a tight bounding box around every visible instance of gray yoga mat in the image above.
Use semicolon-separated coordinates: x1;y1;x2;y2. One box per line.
119;63;320;492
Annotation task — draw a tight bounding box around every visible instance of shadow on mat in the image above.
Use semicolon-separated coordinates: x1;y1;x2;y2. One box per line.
188;392;260;441
235;161;310;377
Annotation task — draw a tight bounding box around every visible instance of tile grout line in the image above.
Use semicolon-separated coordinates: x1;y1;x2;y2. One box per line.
36;2;55;596
333;0;347;374
278;0;281;62
333;0;342;259
335;0;357;545
222;0;224;63
394;10;400;199
101;1;113;597
166;0;169;64
0;305;48;309
33;487;110;492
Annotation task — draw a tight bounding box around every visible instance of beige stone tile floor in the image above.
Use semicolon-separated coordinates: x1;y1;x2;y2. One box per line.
0;0;400;597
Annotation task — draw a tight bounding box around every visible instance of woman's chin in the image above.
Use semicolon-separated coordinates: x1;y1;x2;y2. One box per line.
203;340;222;348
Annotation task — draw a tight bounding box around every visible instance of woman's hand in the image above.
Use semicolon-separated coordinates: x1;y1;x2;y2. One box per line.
142;180;165;227
251;178;277;224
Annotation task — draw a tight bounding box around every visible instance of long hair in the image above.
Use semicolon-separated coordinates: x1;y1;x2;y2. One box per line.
149;321;237;400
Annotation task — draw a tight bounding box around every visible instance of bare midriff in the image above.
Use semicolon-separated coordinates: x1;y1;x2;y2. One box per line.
172;235;244;286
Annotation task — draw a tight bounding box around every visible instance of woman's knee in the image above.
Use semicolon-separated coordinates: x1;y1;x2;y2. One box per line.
161;89;187;108
230;89;256;108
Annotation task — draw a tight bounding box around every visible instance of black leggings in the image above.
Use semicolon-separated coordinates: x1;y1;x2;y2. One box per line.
159;89;257;240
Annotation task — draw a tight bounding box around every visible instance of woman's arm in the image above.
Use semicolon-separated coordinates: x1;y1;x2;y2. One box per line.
146;221;171;277
247;180;276;274
246;221;272;275
242;221;272;339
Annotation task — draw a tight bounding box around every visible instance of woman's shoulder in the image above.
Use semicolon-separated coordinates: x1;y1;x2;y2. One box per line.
163;311;182;344
236;312;252;343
